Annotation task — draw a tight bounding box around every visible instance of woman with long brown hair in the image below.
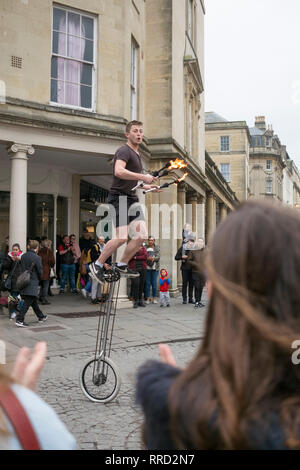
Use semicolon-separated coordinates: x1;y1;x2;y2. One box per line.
136;200;300;449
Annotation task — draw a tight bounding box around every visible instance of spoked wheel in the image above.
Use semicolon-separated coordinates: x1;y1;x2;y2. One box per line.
104;269;121;283
80;356;121;403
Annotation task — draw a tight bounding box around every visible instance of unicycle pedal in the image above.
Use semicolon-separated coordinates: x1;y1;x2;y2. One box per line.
104;268;120;283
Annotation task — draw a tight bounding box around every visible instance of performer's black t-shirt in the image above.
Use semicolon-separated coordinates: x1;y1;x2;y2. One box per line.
110;145;143;198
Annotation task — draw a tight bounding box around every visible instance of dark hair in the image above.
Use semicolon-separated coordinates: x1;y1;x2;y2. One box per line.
62;234;69;239
168;200;300;449
12;243;20;250
41;236;48;241
29;240;39;250
126;120;143;133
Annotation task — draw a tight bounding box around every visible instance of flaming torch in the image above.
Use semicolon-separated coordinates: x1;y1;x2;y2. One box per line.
143;171;188;193
132;158;188;191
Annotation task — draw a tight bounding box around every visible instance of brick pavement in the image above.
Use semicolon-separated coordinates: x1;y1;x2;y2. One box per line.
0;290;207;450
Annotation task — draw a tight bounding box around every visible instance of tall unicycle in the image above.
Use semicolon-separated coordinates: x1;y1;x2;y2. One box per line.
80;258;122;403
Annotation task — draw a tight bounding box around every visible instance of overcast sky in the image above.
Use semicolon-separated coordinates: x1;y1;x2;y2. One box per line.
205;0;300;167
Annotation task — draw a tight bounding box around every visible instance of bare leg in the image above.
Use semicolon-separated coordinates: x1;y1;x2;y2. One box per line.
120;219;148;263
119;237;144;264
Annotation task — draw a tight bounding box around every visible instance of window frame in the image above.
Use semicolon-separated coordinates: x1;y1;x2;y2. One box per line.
266;160;272;170
50;4;97;112
220;163;230;183
220;136;230;152
266;178;273;194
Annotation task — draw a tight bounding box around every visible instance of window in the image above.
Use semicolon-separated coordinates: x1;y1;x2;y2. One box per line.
266;160;272;170
130;38;139;120
266;137;271;147
220;136;230;152
51;6;96;110
220;163;230;182
266;178;272;194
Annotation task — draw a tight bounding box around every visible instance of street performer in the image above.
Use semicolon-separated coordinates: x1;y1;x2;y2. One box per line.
89;120;160;285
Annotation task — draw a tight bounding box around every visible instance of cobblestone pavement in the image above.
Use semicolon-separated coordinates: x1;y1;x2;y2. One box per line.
0;291;207;450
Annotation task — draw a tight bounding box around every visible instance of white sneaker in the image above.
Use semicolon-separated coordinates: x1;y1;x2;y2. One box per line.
152;299;158;304
10;312;17;320
81;289;87;298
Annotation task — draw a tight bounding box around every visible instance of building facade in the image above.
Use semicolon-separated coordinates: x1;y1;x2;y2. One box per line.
205;112;250;202
0;0;238;296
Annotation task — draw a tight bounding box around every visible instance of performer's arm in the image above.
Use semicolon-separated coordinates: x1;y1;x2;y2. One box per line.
115;160;154;184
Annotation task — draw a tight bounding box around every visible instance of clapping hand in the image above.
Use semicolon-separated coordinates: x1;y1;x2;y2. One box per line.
158;343;177;367
12;342;47;391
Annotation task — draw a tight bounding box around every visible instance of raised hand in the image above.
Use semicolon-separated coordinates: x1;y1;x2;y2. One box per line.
12;342;47;391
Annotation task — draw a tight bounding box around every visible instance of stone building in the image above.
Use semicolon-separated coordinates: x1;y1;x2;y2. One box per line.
205;112;250;202
0;0;237;297
249;116;286;201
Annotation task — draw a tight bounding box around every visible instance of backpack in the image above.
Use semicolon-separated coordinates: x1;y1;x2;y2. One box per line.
85;244;99;264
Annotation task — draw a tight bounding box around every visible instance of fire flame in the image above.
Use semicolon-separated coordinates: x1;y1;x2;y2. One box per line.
175;172;188;184
167;158;188;170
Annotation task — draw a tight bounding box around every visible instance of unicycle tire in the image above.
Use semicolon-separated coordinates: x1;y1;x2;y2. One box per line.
80;356;121;403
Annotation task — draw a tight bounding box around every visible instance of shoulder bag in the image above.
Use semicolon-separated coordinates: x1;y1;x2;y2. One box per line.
16;262;35;291
0;386;41;450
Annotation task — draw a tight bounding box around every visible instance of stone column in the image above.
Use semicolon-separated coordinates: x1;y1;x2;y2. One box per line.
219;203;228;222
197;194;206;241
67;197;72;235
206;191;217;241
9;143;35;252
177;183;186;289
115;243;132;309
187;192;198;234
52;194;59;289
71;175;81;238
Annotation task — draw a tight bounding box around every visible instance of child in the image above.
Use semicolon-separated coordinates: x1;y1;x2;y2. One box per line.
159;269;170;307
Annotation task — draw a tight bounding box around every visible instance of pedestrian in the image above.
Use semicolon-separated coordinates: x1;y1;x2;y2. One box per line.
15;240;48;328
89;120;159;285
1;236;9;256
187;238;206;308
159;269;170;308
58;235;77;294
2;243;24;320
79;228;94;253
175;234;195;304
89;236;110;304
129;245;148;308
69;234;81;283
0;341;76;449
136;200;300;450
145;236;160;304
38;237;55;305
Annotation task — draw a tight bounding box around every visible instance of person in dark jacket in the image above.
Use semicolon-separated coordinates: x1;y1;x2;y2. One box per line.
38;237;55;305
2;243;24;319
187;238;206;308
15;240;47;328
58;235;77;294
175;234;195;304
136;201;300;450
129;246;147;308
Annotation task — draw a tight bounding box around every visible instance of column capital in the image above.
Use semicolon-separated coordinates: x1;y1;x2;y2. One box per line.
9;143;35;157
177;182;187;193
207;190;216;200
187;191;198;203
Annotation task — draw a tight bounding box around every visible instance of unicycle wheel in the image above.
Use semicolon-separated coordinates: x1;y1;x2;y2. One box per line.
80;356;121;403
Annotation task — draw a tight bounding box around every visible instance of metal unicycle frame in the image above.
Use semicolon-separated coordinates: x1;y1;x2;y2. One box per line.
80;255;122;403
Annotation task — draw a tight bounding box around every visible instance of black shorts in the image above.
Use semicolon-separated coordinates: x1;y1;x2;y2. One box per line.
107;193;145;228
